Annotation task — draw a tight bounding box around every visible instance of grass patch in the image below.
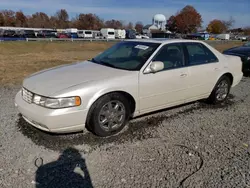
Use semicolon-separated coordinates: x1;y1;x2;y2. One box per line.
0;41;115;85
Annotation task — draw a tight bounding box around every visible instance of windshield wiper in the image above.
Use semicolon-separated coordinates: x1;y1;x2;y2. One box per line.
100;61;116;68
90;58;99;63
91;58;117;69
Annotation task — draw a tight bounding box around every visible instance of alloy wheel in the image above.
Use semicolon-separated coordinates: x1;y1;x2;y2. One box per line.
98;100;126;132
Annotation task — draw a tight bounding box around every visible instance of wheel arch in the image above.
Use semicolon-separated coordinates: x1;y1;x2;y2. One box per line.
209;72;234;95
85;90;137;124
220;72;233;85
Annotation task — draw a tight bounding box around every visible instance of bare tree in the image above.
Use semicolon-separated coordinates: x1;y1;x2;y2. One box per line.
125;22;134;29
105;19;123;29
244;27;250;35
1;10;15;26
222;16;235;31
0;12;4;26
53;9;69;28
15;11;27;27
135;21;143;34
27;12;51;28
71;13;104;30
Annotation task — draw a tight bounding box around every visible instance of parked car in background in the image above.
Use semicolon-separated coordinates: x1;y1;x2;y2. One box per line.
65;28;78;38
37;30;57;38
92;30;102;39
236;35;248;42
151;32;180;39
21;30;37;38
15;39;243;137
57;33;69;38
125;29;136;39
1;30;20;38
241;36;248;42
135;33;142;39
215;34;230;40
223;42;250;76
141;34;150;39
100;28;115;39
185;32;209;40
136;34;150;39
114;29;126;39
77;30;93;38
68;33;78;38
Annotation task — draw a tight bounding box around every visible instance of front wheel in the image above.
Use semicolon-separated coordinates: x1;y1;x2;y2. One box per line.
207;76;232;104
86;93;131;137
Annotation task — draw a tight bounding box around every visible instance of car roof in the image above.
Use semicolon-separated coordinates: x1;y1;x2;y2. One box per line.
125;38;206;44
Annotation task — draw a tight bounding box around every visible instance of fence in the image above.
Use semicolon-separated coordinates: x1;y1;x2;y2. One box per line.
0;37;125;42
0;37;244;44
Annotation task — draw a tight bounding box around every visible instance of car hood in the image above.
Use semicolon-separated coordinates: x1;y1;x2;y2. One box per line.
223;46;250;56
23;60;133;96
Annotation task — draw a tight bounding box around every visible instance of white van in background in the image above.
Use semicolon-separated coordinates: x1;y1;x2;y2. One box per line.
114;29;126;39
216;34;230;40
65;28;78;34
65;28;78;38
92;30;102;39
100;28;115;39
77;30;93;38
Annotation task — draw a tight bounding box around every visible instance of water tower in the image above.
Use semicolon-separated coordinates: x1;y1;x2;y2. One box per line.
152;14;166;30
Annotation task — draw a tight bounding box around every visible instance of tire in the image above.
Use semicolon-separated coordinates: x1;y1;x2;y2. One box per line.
86;93;131;137
207;75;232;104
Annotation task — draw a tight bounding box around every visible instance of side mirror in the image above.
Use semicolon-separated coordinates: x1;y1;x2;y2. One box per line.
149;61;164;73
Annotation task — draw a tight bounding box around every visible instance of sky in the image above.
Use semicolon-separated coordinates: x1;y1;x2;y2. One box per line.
0;0;249;28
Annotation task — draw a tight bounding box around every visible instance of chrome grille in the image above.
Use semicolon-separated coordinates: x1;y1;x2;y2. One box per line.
22;87;34;104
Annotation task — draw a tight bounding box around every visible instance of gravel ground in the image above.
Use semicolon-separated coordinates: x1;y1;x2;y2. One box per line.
1;77;250;188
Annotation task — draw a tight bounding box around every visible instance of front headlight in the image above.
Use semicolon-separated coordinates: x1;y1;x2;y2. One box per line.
33;95;81;109
247;57;250;61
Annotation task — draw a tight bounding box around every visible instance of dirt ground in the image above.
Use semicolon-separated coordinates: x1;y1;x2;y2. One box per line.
1;76;250;188
0;41;244;86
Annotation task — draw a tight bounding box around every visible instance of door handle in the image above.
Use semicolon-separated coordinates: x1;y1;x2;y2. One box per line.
180;73;187;77
214;68;219;71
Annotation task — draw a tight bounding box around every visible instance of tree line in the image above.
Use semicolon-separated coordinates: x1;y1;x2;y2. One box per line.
0;9;144;32
165;5;248;34
0;5;249;35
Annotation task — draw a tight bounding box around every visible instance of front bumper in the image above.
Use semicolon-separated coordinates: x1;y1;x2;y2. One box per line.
15;90;88;133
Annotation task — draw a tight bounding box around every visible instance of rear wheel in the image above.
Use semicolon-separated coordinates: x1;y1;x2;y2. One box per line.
86;93;131;137
207;76;232;104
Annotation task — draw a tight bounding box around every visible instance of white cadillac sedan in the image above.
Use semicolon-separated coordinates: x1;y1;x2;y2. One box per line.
15;39;243;137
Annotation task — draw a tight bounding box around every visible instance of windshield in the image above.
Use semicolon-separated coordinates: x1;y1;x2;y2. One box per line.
91;41;160;71
108;32;115;35
85;31;92;34
243;42;250;47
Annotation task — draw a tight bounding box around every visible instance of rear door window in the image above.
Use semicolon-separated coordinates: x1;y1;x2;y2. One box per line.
185;42;218;66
